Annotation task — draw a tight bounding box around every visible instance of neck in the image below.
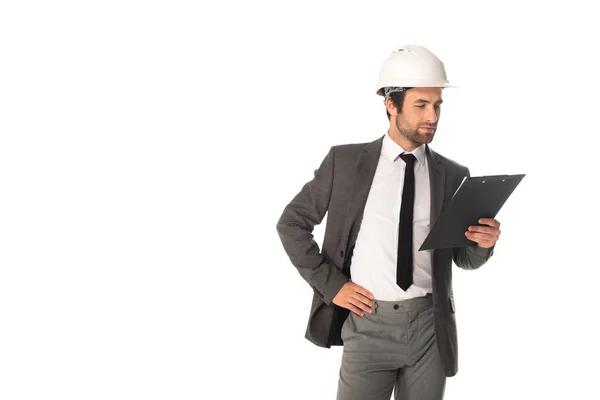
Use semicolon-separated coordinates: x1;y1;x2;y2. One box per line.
387;126;420;152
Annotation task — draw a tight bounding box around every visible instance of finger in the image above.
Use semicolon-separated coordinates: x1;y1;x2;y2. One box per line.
466;232;493;243
468;225;501;237
346;303;365;316
359;296;374;311
465;232;483;242
352;292;375;306
478;218;500;228
465;233;495;247
352;284;374;300
467;230;499;241
349;297;373;313
467;225;495;234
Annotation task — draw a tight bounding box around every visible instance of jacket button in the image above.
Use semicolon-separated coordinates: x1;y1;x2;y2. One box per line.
393;304;399;310
340;250;344;257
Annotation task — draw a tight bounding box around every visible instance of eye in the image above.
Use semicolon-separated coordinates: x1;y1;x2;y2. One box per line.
415;105;425;108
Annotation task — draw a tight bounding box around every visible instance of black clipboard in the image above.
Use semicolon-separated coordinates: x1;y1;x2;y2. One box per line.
419;174;525;251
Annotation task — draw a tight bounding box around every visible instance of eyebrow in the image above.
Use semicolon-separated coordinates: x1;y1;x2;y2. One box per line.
414;99;444;105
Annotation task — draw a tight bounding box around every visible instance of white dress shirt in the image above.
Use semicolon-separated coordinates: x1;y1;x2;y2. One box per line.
350;133;433;301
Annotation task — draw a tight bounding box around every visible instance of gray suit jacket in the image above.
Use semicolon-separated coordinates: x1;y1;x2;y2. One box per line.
276;134;495;377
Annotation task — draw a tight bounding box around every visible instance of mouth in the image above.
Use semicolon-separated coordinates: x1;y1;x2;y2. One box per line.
419;126;436;132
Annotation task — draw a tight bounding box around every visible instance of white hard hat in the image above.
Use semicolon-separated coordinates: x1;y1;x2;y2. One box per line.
375;45;454;96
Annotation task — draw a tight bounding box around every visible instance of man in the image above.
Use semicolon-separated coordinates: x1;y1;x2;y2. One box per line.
276;45;501;400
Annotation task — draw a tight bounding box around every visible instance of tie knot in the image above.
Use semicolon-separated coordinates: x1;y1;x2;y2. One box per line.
399;153;417;166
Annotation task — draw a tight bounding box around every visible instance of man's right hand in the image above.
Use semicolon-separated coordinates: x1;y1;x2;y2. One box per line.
332;281;375;317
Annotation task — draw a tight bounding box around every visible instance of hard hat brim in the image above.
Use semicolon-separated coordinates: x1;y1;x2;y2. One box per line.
376;83;457;96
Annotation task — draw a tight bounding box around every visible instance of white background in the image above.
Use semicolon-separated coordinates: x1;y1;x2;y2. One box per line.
1;1;598;399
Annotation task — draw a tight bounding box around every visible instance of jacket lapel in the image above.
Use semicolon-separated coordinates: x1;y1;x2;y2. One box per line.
426;144;445;226
343;136;383;248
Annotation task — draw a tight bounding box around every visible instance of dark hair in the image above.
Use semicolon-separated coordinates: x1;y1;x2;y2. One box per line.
385;88;412;120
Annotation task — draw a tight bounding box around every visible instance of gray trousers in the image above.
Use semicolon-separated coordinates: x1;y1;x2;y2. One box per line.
336;293;446;400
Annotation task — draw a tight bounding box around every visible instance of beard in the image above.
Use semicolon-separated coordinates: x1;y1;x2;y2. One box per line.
395;117;436;146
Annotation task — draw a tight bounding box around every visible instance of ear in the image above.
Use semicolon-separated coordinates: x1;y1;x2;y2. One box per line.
385;96;398;116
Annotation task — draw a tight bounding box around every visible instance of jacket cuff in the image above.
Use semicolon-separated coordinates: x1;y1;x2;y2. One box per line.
313;269;349;306
473;243;495;260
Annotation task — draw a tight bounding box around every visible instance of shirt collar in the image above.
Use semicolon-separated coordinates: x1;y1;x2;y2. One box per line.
383;132;427;166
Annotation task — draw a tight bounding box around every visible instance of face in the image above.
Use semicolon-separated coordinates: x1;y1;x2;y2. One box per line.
388;87;443;151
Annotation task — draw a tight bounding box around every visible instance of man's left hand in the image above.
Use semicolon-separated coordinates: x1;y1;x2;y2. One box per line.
465;218;501;248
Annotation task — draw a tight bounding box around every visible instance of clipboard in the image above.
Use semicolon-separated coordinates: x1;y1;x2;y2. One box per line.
419;174;526;251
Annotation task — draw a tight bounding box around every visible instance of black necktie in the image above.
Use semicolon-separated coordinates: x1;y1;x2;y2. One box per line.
397;153;417;291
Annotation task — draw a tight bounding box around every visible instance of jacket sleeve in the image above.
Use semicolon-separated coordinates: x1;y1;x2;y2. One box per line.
276;146;349;305
452;166;496;270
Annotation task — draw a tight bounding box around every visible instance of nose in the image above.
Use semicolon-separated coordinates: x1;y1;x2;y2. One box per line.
424;106;439;124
